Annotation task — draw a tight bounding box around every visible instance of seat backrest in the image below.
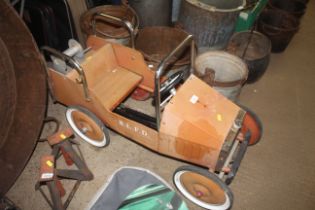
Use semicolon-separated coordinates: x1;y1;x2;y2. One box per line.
77;44;118;87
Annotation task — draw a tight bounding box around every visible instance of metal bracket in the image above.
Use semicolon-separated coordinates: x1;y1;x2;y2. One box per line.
217;131;250;185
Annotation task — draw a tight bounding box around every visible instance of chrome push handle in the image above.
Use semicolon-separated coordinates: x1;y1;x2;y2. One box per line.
41;46;91;101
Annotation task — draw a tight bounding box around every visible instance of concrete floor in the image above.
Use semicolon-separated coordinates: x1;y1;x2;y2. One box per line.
6;2;315;210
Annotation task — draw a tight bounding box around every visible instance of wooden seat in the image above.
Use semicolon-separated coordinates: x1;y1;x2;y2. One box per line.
67;44;142;111
86;36;156;92
91;66;142;111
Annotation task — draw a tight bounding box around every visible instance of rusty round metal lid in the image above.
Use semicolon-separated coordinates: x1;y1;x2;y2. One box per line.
0;1;47;196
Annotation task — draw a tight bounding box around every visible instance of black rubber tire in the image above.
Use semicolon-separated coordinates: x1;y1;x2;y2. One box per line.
66;106;110;147
173;165;233;210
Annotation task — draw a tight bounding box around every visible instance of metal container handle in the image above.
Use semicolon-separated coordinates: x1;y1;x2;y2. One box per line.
154;35;195;130
41;46;91;101
92;9;139;48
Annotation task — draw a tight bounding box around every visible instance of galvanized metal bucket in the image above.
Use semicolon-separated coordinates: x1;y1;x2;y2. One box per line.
80;5;139;46
258;9;299;53
195;51;248;101
227;31;271;83
268;0;306;18
128;0;173;28
135;26;191;70
178;0;246;51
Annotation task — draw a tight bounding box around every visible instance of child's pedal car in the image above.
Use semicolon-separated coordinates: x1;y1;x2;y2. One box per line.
42;34;262;210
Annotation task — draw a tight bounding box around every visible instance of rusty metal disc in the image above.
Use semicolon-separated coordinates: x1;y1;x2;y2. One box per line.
0;1;47;197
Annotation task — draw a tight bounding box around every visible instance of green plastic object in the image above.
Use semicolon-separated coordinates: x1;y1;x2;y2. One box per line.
118;184;189;210
235;0;268;32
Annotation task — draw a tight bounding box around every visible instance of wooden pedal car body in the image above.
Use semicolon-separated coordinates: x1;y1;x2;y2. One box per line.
44;35;260;210
47;36;244;171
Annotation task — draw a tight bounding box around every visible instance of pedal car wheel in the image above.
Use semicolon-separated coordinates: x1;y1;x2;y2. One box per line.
240;105;263;146
66;106;110;147
173;165;233;210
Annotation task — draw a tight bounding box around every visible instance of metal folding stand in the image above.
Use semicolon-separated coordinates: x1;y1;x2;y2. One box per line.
35;128;93;210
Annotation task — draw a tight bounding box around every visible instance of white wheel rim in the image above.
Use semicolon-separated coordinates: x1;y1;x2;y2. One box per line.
174;170;231;210
66;108;107;147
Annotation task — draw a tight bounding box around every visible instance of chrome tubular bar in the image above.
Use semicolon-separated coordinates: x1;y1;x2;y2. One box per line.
154;35;195;130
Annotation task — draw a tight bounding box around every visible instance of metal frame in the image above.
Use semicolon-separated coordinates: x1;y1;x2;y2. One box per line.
224;131;250;185
154;35;195;130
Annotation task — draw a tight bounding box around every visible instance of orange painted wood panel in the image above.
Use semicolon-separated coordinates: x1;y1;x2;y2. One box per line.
108;113;159;151
159;75;241;168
